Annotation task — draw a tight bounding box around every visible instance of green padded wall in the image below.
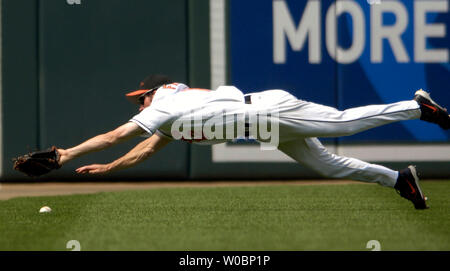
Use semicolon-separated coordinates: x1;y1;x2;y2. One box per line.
1;0;39;179
2;0;191;180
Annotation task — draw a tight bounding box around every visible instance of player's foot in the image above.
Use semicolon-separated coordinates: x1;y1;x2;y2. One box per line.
395;165;428;210
414;89;450;130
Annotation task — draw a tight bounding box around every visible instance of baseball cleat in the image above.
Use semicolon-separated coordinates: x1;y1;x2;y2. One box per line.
395;165;428;210
414;89;450;130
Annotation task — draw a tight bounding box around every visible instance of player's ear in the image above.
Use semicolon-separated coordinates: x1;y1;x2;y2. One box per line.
148;90;157;102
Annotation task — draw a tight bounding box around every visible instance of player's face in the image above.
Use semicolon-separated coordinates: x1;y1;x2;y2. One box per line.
138;91;156;112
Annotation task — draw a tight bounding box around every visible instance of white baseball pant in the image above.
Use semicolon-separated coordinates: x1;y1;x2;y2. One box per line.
251;90;421;187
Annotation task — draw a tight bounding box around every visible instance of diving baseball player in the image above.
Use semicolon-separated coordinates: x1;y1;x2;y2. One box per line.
19;74;449;210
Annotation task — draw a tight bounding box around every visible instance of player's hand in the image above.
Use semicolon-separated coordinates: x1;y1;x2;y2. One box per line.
76;164;111;175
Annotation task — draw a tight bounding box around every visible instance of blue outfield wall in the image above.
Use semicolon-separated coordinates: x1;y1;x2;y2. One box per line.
189;0;450;180
230;0;450;143
187;0;450;179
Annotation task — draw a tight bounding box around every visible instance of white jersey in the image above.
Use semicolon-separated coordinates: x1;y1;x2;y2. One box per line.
130;83;249;144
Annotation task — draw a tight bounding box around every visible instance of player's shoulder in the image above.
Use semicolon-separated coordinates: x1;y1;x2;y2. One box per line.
159;82;189;92
153;82;189;101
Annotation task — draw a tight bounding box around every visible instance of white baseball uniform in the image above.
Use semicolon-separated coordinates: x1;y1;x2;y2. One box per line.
130;83;421;188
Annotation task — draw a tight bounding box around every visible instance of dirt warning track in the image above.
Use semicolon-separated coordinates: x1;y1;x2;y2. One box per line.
0;180;361;200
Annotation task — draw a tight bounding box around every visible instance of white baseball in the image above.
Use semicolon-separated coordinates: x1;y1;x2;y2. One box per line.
39;206;52;213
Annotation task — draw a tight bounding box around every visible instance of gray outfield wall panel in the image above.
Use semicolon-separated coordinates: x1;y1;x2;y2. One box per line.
2;0;190;180
188;0;211;89
1;0;39;179
37;0;189;180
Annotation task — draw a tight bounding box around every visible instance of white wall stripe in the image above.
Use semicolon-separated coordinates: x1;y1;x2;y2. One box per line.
337;144;450;162
212;143;450;162
210;0;226;90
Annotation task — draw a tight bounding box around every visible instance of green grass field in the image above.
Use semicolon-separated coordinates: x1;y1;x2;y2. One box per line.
0;181;449;251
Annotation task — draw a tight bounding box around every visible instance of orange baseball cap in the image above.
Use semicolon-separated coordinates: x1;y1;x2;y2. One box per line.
125;74;173;105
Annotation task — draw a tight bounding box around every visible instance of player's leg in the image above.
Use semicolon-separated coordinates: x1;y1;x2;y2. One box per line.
279;100;421;138
278;137;428;209
278;137;398;187
277;90;449;138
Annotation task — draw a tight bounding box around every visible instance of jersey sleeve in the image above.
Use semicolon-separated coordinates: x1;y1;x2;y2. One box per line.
155;129;174;140
129;83;187;137
129;105;173;136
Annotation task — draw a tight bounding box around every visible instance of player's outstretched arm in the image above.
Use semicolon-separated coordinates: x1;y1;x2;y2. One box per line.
75;132;171;175
58;122;144;165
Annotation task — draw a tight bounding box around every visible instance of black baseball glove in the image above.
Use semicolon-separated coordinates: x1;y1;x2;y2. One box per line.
13;146;62;177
